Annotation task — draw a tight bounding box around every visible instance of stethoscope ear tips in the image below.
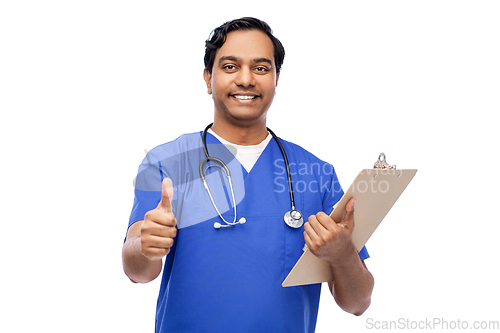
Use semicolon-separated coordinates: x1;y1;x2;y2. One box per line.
214;222;222;229
239;217;246;224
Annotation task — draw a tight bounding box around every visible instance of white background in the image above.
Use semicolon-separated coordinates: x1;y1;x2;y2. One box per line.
1;1;499;332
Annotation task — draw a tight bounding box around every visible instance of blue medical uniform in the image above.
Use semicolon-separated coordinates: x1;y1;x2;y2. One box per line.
128;131;369;333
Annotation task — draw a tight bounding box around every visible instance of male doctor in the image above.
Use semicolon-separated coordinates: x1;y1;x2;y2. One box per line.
122;17;374;333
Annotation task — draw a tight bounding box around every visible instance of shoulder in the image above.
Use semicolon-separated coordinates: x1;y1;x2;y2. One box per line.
145;132;203;163
134;131;203;192
149;131;203;153
277;137;343;211
278;137;333;169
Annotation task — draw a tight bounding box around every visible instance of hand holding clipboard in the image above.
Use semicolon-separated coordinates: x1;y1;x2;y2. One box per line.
282;153;417;287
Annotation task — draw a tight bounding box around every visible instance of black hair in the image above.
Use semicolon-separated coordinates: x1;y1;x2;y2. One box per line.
204;17;285;74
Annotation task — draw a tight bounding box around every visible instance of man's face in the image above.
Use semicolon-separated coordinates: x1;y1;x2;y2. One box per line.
203;29;279;126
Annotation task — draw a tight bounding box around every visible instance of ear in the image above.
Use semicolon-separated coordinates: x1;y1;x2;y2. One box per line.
275;72;280;87
203;69;212;95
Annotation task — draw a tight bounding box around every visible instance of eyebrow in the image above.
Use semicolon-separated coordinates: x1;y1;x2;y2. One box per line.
218;56;273;66
218;56;238;65
253;58;273;66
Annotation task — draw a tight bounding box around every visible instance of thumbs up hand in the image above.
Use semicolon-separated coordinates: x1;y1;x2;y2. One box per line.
140;178;177;261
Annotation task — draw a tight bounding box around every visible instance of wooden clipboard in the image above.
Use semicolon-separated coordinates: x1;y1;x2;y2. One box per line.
282;153;417;287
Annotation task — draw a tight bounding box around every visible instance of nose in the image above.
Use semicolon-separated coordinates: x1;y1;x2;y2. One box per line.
234;66;255;87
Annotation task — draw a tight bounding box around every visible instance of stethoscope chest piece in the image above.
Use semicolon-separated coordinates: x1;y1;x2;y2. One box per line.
284;209;303;228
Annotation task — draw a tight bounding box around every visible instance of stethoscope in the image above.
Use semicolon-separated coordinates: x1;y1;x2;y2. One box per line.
200;123;304;229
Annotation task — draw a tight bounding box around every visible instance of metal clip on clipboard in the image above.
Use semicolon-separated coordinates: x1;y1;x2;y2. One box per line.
282;153;417;287
373;152;396;170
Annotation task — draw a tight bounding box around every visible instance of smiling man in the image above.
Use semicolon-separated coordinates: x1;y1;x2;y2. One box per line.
122;17;374;333
203;27;279;144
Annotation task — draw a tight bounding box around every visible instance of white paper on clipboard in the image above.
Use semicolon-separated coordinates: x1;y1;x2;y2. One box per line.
282;155;417;287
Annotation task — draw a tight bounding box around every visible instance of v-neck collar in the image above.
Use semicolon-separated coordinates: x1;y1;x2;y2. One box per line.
203;131;275;179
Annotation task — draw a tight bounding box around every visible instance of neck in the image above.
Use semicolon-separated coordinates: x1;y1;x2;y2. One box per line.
210;118;268;146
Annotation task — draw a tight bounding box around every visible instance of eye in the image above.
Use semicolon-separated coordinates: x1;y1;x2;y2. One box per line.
254;66;269;72
222;64;237;70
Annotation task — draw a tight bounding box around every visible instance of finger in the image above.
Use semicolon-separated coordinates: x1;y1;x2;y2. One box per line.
304;219;326;246
144;208;176;228
145;223;177;238
143;234;175;250
157;178;174;213
315;211;339;232
141;239;173;261
306;214;327;237
303;228;314;250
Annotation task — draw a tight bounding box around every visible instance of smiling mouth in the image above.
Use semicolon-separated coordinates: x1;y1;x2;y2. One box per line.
231;94;259;100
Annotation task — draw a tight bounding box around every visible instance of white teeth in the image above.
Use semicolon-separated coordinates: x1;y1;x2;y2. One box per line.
234;95;256;100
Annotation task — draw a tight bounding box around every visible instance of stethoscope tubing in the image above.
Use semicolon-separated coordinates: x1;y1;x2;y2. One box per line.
266;127;296;211
202;123;297;208
200;123;302;228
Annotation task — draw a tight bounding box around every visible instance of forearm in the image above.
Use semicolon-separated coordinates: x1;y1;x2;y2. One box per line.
122;236;163;284
329;244;374;316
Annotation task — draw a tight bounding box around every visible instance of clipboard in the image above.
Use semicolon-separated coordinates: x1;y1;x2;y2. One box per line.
282;153;417;287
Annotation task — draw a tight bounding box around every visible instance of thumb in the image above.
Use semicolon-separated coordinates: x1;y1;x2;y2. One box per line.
157;178;174;212
341;197;355;229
